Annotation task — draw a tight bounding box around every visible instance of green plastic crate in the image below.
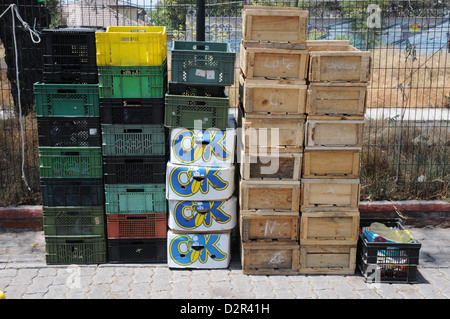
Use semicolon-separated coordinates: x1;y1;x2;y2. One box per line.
43;206;105;237
34;83;100;117
98;59;167;98
39;147;103;178
104;184;167;214
171;41;236;86
164;84;230;129
45;236;107;264
101;124;166;156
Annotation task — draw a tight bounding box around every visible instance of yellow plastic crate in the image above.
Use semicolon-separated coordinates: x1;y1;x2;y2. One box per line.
95;26;167;66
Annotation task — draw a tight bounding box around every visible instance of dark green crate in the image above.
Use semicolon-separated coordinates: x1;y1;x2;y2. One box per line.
43;206;105;237
98;60;167;98
104;184;167;214
45;236;107;264
34;83;100;117
164;84;229;129
101;124;166;156
39;147;103;178
171;41;236;86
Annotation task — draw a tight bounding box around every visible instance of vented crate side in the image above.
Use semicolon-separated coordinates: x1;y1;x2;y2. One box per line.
100;98;164;124
171;41;236;86
40;178;104;207
107;238;167;263
101;124;166;156
106;213;167;239
167;82;227;97
37;117;101;147
98;61;167;98
357;218;422;283
43;206;105;237
39;146;103;178
103;155;166;184
34;83;100;117
164;94;230;129
45;236;107;265
104;184;167;214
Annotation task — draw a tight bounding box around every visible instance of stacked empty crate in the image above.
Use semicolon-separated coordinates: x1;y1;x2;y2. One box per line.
165;40;237;269
36;27;107;264
95;26;168;263
298;40;371;274
238;6;309;274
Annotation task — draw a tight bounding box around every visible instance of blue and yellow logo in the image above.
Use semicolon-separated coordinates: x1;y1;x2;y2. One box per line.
169;166;229;197
173;200;232;230
172;129;232;164
169;234;228;266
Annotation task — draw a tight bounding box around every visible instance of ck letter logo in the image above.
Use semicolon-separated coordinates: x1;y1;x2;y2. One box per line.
174;201;231;230
169;166;228;197
169;234;227;265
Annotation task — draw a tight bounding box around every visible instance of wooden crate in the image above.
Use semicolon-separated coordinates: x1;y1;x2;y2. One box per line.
240;150;302;181
301;178;360;209
305;115;364;148
240;211;299;243
240;180;301;212
302;148;361;178
241;115;305;152
298;244;357;274
242;6;308;44
240;41;309;81
241;242;300;275
307;40;371;83
239;74;307;115
299;210;360;245
307;82;368;116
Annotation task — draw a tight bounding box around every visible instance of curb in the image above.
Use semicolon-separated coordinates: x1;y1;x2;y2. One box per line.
0;200;449;229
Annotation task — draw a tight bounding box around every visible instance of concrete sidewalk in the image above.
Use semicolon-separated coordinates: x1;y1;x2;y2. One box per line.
0;226;449;300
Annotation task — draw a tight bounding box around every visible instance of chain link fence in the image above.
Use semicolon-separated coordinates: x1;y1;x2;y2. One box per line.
0;0;449;205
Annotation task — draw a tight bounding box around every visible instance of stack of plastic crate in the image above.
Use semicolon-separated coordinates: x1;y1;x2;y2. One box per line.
95;26;169;263
164;41;237;269
36;27;107;265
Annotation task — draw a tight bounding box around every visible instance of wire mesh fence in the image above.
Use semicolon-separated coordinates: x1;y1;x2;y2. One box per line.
0;0;448;206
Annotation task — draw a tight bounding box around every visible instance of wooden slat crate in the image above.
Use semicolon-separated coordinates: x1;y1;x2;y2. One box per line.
301;178;360;209
241;115;305;152
302;148;361;178
298;244;357;275
240;41;309;81
305;115;364;148
240;211;300;243
299;210;360;245
307;82;368;116
239;74;307;116
241;242;300;275
242;6;308;44
307;40;371;83
240;150;302;181
240;180;301;212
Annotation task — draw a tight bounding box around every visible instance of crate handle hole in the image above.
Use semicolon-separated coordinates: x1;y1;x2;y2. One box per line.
124;129;142;133
125;159;144;163
191;245;204;251
193;45;209;51
197;209;209;214
67;211;80;216
193;176;206;182
57;89;77;93
61;151;79;156
195;140;210;147
126;216;147;220
126;188;145;192
123;101;142;107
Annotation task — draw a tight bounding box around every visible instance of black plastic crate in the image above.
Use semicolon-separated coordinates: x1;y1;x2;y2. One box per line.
37;117;101;147
168;82;227;97
100;98;164;125
107;238;167;263
42;27;101;84
103;155;166;184
357;218;422;283
40;178;104;207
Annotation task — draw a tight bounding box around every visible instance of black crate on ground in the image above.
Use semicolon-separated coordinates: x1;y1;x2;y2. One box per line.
357;218;422;283
100;98;164;125
45;236;107;264
107;238;167;263
103;155;166;184
42;27;101;84
40;178;104;207
37;117;101;147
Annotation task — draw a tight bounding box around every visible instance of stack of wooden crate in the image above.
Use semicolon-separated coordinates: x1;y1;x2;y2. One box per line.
238;6;309;274
299;40;371;274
